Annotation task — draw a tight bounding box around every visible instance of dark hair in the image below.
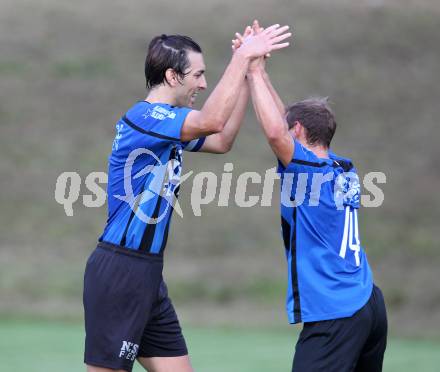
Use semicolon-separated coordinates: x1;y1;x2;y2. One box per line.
145;34;202;89
286;97;337;148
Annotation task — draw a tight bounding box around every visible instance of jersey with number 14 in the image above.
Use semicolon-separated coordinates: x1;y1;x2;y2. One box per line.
279;140;373;324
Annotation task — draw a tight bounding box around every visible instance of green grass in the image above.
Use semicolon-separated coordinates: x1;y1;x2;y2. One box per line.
52;58;115;78
0;320;439;372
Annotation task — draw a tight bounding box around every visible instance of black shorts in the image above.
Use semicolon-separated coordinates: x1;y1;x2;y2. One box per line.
292;284;388;372
83;242;188;372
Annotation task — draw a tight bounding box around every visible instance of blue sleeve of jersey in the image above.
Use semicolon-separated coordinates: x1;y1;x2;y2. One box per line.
147;106;192;142
182;137;206;152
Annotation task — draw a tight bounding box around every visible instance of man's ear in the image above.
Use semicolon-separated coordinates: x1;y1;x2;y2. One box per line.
293;120;302;137
164;68;178;87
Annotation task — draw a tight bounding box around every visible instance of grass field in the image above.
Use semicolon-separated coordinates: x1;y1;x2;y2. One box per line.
1;319;439;372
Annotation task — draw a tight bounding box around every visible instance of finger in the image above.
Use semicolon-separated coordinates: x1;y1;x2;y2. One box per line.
270;32;292;44
268;25;290;38
265;53;271;58
235;32;244;43
268;42;290;51
244;26;252;37
263;24;280;34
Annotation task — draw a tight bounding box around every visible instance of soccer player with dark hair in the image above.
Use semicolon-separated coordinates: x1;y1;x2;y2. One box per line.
238;21;387;372
83;26;291;372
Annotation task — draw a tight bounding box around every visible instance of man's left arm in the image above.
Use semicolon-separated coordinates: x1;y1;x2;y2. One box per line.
199;81;249;154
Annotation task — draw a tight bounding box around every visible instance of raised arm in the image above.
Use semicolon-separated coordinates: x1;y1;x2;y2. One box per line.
247;68;294;166
199;31;251;154
199;83;249;153
261;70;286;118
237;20;293;165
252;20;287;117
181;24;291;142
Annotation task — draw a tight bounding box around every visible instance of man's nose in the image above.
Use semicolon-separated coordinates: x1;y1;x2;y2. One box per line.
199;75;207;90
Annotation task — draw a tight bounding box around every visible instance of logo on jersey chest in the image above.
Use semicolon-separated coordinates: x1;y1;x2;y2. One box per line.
142;105;176;121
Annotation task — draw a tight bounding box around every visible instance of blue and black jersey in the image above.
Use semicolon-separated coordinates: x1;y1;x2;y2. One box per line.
99;101;205;254
278;139;373;324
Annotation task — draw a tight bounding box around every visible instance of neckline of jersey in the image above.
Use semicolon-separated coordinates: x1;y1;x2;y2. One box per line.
137;100;175;108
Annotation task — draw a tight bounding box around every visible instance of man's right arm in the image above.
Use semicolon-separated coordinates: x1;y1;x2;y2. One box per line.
181;24;291;142
262;70;286;118
181;51;250;142
247;69;294;167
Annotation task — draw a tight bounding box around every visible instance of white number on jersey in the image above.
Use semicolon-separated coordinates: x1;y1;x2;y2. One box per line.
339;205;361;266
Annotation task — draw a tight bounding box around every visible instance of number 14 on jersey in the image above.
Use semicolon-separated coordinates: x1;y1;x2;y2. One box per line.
339;206;361;266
